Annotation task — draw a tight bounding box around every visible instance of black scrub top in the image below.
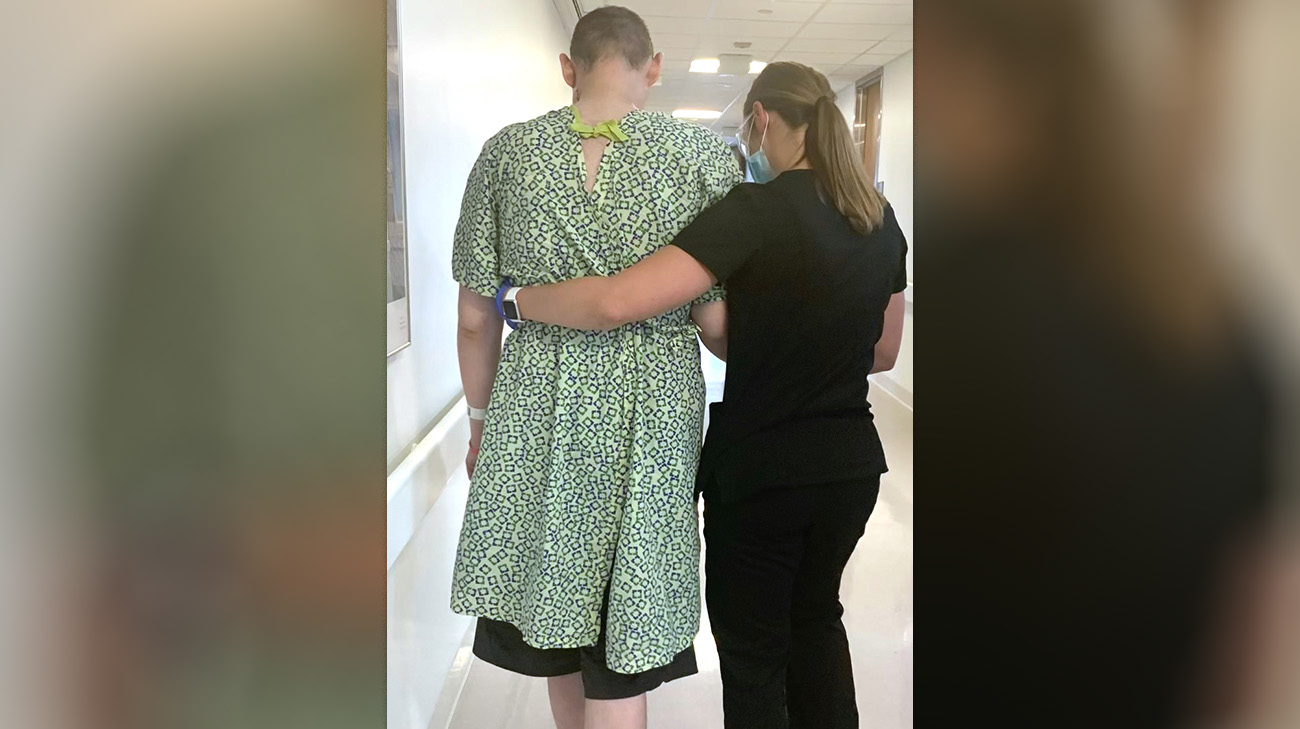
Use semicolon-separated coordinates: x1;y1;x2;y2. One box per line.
673;169;908;502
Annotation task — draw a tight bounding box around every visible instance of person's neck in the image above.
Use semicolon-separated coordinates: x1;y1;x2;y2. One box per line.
771;136;811;175
573;72;644;122
574;94;639;124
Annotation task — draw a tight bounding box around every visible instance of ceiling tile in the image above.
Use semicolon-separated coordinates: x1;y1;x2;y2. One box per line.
641;15;708;36
797;23;902;40
848;52;902;67
813;3;912;24
703;18;805;38
832;63;885;80
867;40;912;56
685;77;748;92
651;32;700;50
783;36;881;54
697;35;787;53
711;0;821;23
602;0;709;19
773;50;862;68
889;25;914;41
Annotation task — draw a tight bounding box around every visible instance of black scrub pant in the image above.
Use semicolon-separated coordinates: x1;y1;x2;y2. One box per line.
703;476;880;729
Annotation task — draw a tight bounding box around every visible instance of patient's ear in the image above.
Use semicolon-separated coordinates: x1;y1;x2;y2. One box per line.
560;53;578;89
645;52;663;88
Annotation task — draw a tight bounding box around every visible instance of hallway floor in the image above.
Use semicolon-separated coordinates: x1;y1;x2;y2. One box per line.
445;385;913;728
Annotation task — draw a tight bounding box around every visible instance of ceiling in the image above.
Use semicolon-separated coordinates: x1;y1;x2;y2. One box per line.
584;0;913;135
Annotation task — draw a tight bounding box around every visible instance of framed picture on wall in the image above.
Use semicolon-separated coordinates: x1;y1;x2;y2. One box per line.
386;0;412;357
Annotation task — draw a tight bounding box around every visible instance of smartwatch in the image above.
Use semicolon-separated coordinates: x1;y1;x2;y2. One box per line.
501;287;523;323
494;278;519;330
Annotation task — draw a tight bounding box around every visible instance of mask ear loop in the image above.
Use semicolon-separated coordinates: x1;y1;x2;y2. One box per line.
740;114;756;156
741;113;768;157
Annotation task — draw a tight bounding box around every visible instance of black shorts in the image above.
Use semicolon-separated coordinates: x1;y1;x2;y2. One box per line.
472;617;698;700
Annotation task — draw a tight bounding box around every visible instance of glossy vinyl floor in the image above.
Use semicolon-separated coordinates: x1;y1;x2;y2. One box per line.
445;386;913;729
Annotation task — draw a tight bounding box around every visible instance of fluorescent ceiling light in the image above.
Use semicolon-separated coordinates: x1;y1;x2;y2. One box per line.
696;58;764;74
673;109;723;120
693;58;766;74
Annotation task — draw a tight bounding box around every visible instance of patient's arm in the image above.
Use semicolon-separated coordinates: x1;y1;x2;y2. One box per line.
691;301;728;361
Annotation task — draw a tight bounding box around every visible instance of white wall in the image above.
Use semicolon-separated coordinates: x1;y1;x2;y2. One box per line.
833;52;913;406
387;3;572;729
836;86;858;142
878;51;914;281
874;51;914;405
386;0;573;465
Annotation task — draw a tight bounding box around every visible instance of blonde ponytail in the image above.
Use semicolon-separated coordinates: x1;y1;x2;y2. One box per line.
807;95;886;234
744;63;888;234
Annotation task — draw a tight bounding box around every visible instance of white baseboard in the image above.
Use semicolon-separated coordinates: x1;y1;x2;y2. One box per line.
425;623;477;729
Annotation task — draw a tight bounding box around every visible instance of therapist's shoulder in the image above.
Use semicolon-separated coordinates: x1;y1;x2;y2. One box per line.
698;180;776;225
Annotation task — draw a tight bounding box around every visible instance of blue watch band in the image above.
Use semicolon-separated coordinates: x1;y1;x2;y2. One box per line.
494;277;518;330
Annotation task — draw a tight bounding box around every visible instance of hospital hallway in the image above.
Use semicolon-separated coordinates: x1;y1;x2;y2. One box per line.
384;3;915;727
435;385;913;729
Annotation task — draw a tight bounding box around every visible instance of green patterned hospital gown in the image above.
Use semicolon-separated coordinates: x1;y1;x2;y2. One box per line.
449;107;742;674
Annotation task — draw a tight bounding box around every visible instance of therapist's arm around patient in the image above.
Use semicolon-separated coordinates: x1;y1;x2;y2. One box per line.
513;95;809;328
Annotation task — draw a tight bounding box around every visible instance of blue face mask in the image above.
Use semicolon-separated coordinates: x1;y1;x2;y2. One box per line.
741;116;776;184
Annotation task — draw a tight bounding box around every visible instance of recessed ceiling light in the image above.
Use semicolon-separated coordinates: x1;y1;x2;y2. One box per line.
695;57;766;75
673;109;723;120
757;8;773;14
